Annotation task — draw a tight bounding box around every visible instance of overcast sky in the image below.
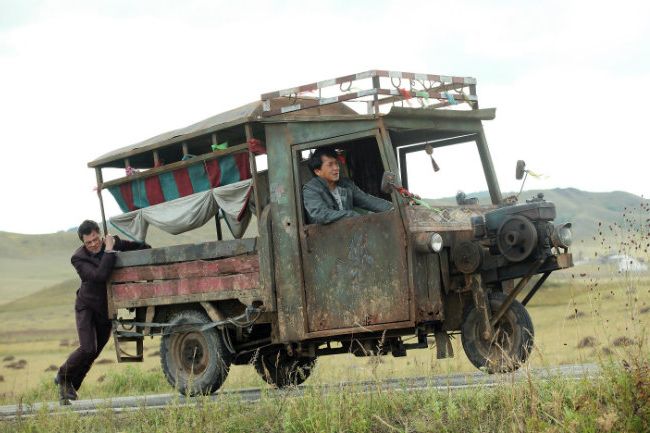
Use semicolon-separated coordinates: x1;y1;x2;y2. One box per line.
1;0;649;234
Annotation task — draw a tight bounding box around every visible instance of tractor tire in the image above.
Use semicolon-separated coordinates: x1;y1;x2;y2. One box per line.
160;309;231;396
254;350;316;388
461;292;534;374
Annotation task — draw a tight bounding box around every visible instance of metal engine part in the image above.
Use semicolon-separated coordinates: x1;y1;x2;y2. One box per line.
496;215;538;262
452;241;483;274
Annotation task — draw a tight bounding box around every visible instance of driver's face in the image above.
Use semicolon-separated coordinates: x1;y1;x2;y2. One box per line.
82;231;103;254
315;155;340;184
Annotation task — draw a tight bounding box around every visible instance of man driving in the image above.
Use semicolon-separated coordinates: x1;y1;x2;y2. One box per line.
302;147;393;224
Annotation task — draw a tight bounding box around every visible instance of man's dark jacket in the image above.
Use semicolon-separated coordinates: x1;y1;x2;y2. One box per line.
72;237;148;311
302;176;393;225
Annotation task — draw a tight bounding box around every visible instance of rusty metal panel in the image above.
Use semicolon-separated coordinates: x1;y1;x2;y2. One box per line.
111;273;259;301
111;255;259;282
266;123;307;342
301;210;410;332
406;206;491;232
286;120;378;146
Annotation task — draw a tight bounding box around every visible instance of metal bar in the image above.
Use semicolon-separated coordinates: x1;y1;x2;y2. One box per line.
521;272;551;306
398;134;478;155
490;260;543;327
475;125;503;205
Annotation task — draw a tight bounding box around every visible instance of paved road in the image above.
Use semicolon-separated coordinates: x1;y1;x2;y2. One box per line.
0;364;598;420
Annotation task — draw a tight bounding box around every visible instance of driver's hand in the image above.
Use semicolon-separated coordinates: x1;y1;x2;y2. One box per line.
105;234;116;251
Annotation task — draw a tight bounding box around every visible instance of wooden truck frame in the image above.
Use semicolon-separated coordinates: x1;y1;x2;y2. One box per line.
88;70;574;395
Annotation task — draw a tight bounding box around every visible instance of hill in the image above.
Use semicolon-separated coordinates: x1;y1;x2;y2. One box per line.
429;187;648;243
0;188;646;306
0;218;258;305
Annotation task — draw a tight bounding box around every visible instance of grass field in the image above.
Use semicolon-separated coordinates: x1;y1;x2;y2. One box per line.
1;270;648;406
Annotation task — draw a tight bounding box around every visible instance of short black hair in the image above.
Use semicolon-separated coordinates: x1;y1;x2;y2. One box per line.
307;147;338;175
78;220;100;241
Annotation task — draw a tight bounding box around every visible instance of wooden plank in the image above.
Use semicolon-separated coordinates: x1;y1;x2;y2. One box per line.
111;254;259;282
115;238;257;268
111;272;260;301
111;289;270;310
101;143;249;189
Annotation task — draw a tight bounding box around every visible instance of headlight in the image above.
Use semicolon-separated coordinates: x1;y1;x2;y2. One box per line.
551;223;572;248
414;232;444;253
430;233;444;252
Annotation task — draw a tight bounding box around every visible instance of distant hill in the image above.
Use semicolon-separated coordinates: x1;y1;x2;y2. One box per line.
0;188;647;306
427;188;648;245
0;218;258;305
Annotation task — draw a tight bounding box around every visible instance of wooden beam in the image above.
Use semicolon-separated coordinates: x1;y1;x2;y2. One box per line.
111;273;260;301
101;143;249;189
95;168;107;234
111;255;259;282
114;238;257;267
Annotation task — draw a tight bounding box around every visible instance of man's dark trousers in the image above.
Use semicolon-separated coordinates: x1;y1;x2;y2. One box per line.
58;303;112;390
57;237;148;390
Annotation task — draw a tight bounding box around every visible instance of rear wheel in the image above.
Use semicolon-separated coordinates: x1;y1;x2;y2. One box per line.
461;292;534;373
160;309;231;396
254;349;316;388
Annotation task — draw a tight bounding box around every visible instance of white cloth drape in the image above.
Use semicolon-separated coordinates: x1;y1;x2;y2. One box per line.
109;179;252;242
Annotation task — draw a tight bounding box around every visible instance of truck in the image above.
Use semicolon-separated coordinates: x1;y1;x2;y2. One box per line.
87;70;574;395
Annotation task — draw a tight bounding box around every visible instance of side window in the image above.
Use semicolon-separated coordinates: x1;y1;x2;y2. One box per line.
296;135;392;226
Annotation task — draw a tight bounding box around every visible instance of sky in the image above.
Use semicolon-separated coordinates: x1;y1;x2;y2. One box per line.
0;0;649;234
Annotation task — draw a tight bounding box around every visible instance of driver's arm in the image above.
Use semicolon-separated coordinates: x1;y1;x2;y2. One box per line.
348;181;393;213
303;185;358;224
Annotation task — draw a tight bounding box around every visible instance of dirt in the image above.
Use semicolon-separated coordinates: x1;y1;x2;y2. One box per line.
2;355;14;362
566;310;586;320
5;359;27;369
95;359;114;365
44;365;58;372
577;336;598;348
612;336;636;347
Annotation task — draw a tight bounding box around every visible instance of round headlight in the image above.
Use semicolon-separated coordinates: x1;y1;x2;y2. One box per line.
552;223;572;248
430;233;444;252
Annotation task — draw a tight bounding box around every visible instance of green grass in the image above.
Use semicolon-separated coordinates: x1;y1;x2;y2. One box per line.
3;352;649;433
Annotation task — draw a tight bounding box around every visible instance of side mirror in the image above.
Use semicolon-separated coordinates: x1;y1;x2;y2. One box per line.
516;160;526;180
381;171;401;194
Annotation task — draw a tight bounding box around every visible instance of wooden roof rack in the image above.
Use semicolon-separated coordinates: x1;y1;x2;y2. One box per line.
260;69;478;117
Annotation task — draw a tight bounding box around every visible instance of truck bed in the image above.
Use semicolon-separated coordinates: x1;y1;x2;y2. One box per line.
108;238;271;311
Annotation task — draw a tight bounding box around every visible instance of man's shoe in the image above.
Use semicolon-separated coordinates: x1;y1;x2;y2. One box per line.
55;376;78;403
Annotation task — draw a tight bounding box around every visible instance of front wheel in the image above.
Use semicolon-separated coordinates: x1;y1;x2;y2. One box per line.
254;349;316;388
461;292;534;373
160;309;231;396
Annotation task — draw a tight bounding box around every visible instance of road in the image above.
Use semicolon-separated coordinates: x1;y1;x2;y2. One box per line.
0;363;598;420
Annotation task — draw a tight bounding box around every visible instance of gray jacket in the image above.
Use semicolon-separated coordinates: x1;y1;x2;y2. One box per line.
302;176;393;224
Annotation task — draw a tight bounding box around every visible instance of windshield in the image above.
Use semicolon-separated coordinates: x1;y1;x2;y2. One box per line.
400;140;489;206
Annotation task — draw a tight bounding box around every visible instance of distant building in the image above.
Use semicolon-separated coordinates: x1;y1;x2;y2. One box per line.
600;254;648;273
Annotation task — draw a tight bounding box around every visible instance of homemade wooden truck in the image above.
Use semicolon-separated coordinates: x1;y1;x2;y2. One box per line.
88;70;574;395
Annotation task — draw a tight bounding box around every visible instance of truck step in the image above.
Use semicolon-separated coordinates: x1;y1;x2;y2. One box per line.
113;331;144;363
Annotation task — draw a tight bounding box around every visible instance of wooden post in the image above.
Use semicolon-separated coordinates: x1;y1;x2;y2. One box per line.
95;168;108;235
211;133;223;240
245;123;263;220
153;150;160;167
182;142;189;156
